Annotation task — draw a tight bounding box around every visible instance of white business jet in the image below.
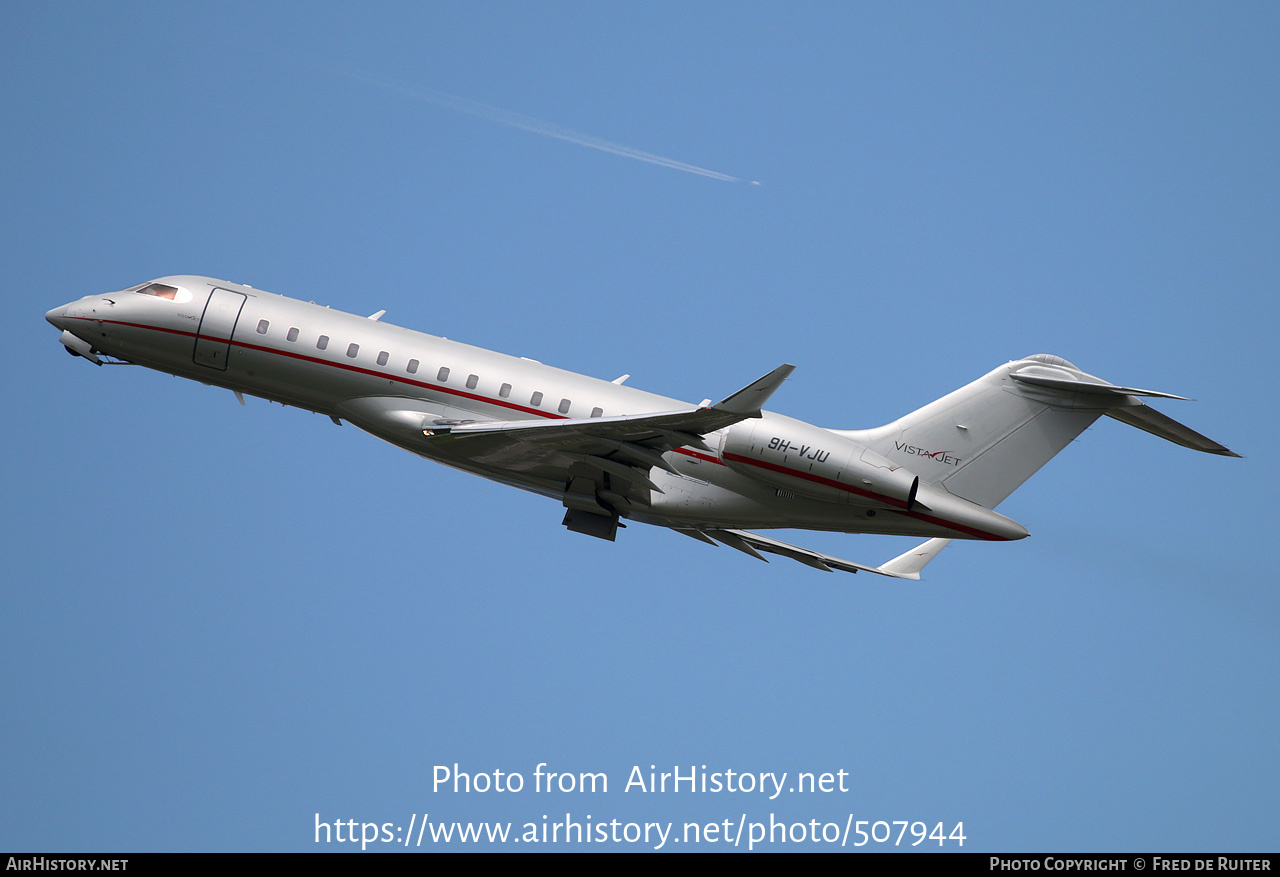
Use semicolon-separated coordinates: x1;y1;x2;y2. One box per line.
46;276;1237;578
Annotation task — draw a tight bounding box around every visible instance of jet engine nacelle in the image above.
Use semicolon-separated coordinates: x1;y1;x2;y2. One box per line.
721;417;921;508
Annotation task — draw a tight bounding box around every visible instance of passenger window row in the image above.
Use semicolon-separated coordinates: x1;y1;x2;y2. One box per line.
256;320;603;418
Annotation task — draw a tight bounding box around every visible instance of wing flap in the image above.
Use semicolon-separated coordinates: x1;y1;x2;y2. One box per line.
426;409;730;493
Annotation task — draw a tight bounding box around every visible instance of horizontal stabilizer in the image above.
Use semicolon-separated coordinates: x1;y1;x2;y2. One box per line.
1008;359;1237;456
1011;372;1191;400
1106;403;1240;456
680;528;951;578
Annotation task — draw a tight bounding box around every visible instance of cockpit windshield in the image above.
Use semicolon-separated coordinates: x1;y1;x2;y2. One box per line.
134;282;192;303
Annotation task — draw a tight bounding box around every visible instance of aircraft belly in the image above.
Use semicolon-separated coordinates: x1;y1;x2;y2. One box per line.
138;349;353;414
407;446;567;500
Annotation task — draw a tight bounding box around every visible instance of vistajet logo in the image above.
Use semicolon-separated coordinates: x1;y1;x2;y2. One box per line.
894;442;962;466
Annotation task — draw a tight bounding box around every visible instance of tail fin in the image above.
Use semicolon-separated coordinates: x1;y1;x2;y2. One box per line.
835;354;1236;509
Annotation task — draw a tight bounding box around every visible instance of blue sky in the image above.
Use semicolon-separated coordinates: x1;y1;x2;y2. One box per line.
2;1;1277;852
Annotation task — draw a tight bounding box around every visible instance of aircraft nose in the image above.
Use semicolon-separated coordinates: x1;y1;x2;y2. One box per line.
46;303;70;330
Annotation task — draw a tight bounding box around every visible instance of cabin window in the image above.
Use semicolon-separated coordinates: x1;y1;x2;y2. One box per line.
286;327;299;342
591;407;603;418
437;367;450;382
347;343;359;358
558;398;571;414
317;335;329;350
466;374;478;390
407;359;419;374
256;320;269;335
530;391;543;407
499;383;511;398
377;351;389;366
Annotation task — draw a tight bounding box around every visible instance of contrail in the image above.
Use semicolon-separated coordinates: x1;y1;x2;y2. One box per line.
339;68;740;182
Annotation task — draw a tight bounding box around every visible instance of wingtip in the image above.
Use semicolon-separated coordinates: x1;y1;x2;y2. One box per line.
713;363;797;416
877;538;953;580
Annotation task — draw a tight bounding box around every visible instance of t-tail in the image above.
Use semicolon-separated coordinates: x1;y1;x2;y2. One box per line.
835;354;1238;511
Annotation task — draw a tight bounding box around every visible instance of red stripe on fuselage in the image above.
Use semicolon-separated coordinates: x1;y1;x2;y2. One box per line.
885;507;1011;542
68;316;1008;540
722;451;908;508
721;451;1012;541
65;316;566;420
675;449;724;465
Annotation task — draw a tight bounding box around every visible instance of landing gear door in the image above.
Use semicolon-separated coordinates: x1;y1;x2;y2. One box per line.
194;288;246;370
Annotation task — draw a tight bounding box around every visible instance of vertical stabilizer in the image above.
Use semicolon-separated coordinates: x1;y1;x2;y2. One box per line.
834;355;1234;509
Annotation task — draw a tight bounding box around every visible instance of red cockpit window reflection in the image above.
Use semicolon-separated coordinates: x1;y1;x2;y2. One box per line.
134;282;192;303
138;283;179;299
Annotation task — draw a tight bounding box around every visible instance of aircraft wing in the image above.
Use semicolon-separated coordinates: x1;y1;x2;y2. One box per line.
674;528;953;579
423;364;794;502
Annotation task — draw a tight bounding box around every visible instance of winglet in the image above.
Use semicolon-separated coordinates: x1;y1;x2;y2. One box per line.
712;364;795;417
877;538;953;580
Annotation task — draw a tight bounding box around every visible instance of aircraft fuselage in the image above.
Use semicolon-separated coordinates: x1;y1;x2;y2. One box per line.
47;276;1015;542
53;273;1235;575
